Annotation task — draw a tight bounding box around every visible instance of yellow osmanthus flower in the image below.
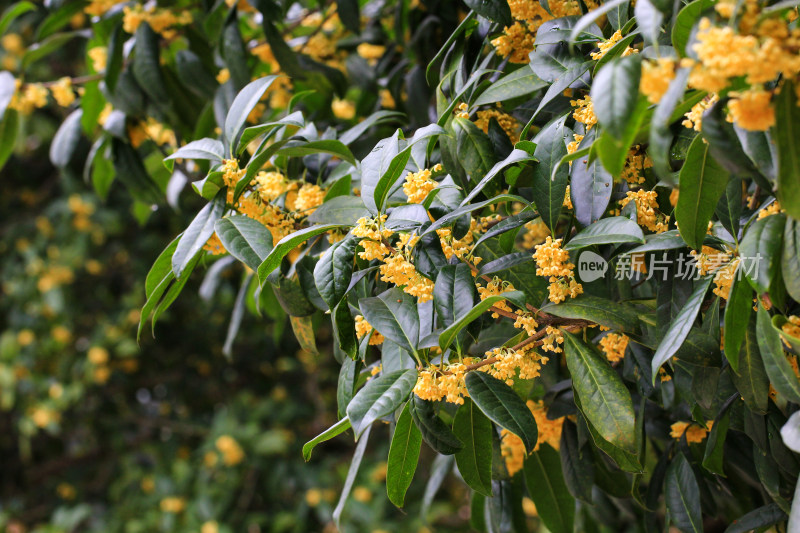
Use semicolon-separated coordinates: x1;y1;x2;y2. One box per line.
50;77;75;107
640;58;676;104
294;184;325;213
84;0;124;16
782;316;800;339
355;315;384;345
514;311;539;336
437;221;478;261
2;34;24;56
712;258;739;300
474;110;520;143
591;30;636;60
455;102;470;119
413;361;473;404
332;98;355;119
160;497;187;513
478;277;515;318
10;82;48;115
485;346;547;383
567;134;584;155
201;521;219;533
203;233;226;255
621;147;654;185
356;43;386;63
540;325;565;354
533;237;572;277
57;483;76;500
757;201;782;219
570;96;597;129
689;246;730;277
670;421;713;443
682;94;719;131
727;89;775;131
619;190;669;233
403;165;441;204
88;346;109;365
88;47;108;71
380;89;396;108
491;22;536;64
501;400;565;475
17;329;34;347
255;170;293;202
380;249;435;302
216;435;245;466
123;4;192;36
599;333;629;363
563;185;573;209
522;219;550;248
216;68;231;84
31;406;60;428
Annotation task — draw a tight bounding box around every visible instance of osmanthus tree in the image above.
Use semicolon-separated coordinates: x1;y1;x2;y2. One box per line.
6;0;800;530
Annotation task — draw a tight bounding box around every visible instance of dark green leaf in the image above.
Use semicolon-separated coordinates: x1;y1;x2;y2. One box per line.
672;0;716;56
541;295;640;333
173;192;226;277
563;332;636;453
223;75;279;153
308;196;369;226
665;453;703;533
464;372;539;453
591;54;641;139
757;305;800;404
454;398;493;497
347;369;417;437
724;504;787;533
410;395;464;455
564;216;644;250
675;134;730;250
474;67;547;106
464;0;512;25
314;235;357;310
359;287;420;356
215;215;274;272
302;417;351;461
651;277;713;382
256;224;343;283
783;218;800;301
570;156;613;227
131;23;168;103
531;115;570;233
731;314;769;413
387;402;422;507
774;79;800;218
453;117;497;182
523;443;575;533
739;213;785;294
723;271;753;371
0;2;36;37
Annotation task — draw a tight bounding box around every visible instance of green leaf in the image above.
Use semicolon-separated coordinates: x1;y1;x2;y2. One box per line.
649;68;691;182
409;395;464;455
570;156;613;226
782;218;800;302
289;315;317;354
665;453;703;533
337;0;360;32
635;0;664;46
530;42;585;83
757;306;800;404
387;402;422;507
314;235;357;310
651;277;713;382
256;224;343;284
739;213;785;294
237;112;304;155
569;0;629;43
591;54;641;139
302;417;351;462
360;130;402;213
215;216;274;272
347;369;417;438
724;504;787;533
672;0;716;56
434;264;476;351
773;79;800;218
49;109;82;168
464;0;512;25
701;405;730;475
0;2;36;37
564;216;645;250
731;314;769;413
165;139;225;170
332;425;371;527
723;271;753;371
223;75;279;153
438;291;525;352
333;302;358;362
540;295;640;333
111;139;162;204
531;115;570;233
172;192;226;278
595;96;650;177
715;177;743;241
473;239;547;304
138;238;178;340
22;31;82;69
453;398;493;497
464;372;539;453
359;287;420;357
675;134;730;250
276;139;357;165
523;443;575;533
308;196;369;226
453;117;497;182
563;331;636;453
0;107;17;172
131;23;168;103
473;67;547;106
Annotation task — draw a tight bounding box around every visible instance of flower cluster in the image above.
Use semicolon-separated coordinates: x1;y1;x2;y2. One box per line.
355;315;384;345
122;4;193;38
533;237;583;304
485;346;548;383
474;109;520;143
215;435;245;466
591;30;636;60
478;277;516;318
599;333;629;363
640;58;676;105
413;361;473;404
570;96;597;130
620;190;669;233
621;147;654;185
670;421;713;443
403;165;442;204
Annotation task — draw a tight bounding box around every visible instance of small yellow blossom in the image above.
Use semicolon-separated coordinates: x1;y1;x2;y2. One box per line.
50;77;75;107
640;58;675;104
160;497;187;513
215;435;245;466
670;421;713;443
599;333;629;363
355;315;384;345
620;190;669;233
727;89;775;131
570;96;597;129
332;98;356;119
